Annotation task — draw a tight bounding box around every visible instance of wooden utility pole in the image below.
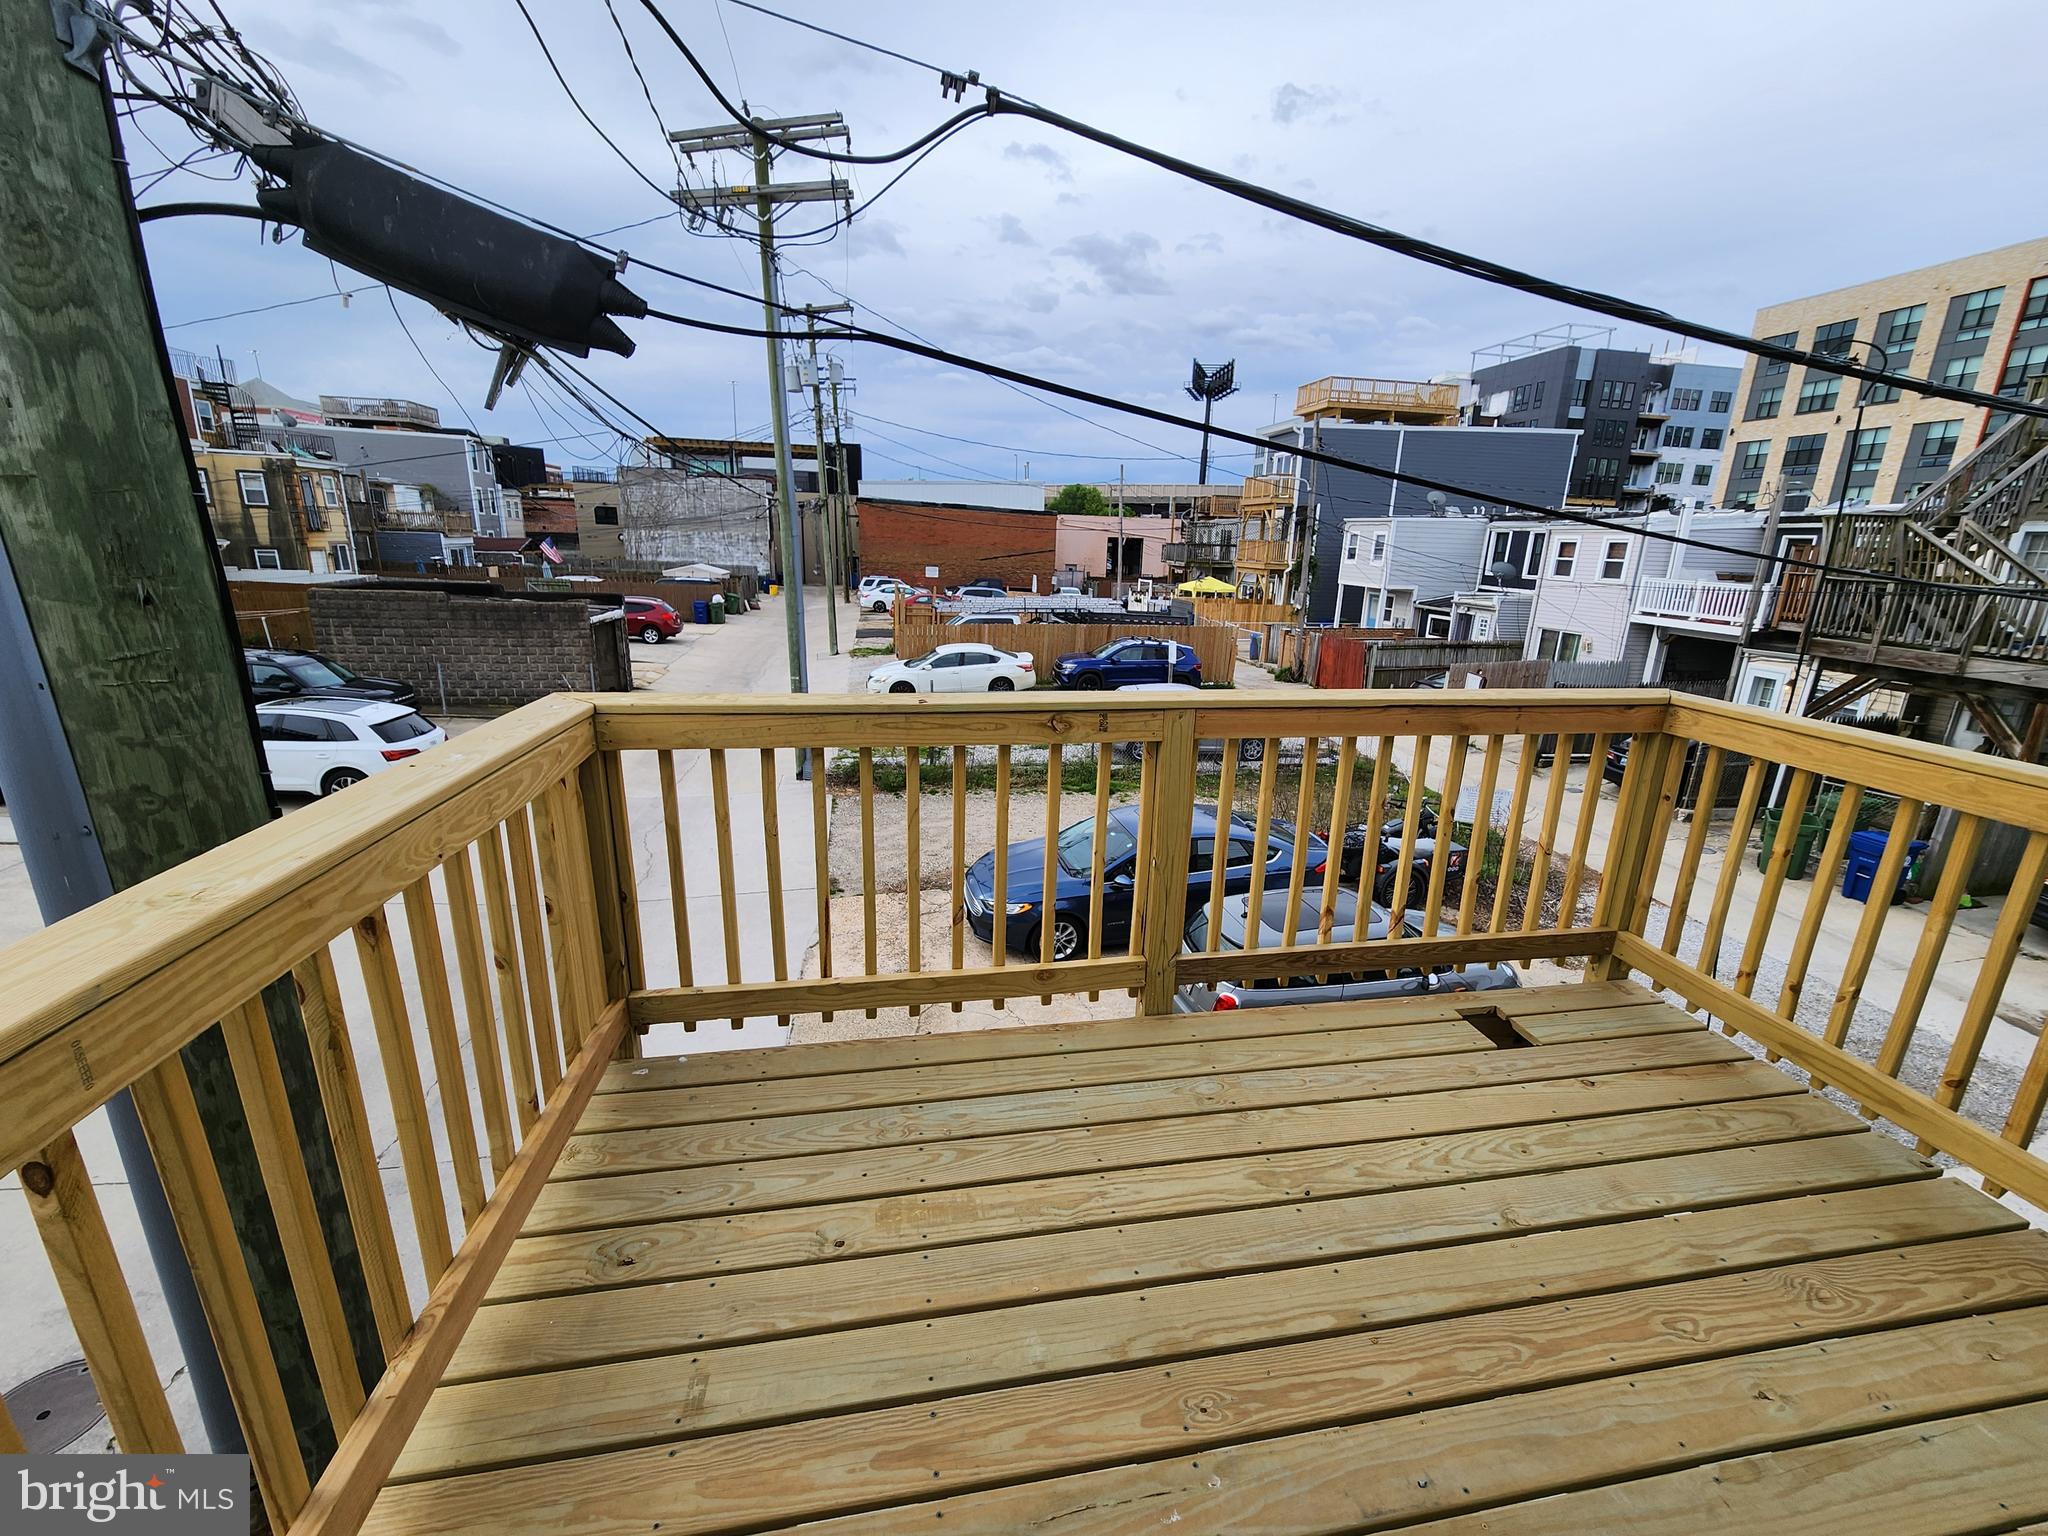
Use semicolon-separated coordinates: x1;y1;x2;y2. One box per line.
2;3;379;1462
673;113;850;720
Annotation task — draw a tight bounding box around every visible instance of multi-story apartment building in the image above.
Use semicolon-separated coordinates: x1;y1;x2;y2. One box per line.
1468;327;1739;511
1716;235;2048;512
1240;374;1578;620
192;446;364;574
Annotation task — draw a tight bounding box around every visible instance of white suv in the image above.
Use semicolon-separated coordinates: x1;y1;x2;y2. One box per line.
859;575;919;613
257;698;447;796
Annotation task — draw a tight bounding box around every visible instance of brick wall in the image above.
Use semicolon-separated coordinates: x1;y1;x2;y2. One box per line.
309;585;629;709
856;500;1054;590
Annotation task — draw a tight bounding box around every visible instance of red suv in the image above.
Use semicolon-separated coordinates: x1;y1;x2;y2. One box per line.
623;597;683;643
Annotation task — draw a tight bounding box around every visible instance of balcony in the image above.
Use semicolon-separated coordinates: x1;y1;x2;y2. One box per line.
1236;473;1298;512
1236;535;1292;568
1634;576;1765;631
1296;375;1461;424
9;693;2048;1533
319;394;443;430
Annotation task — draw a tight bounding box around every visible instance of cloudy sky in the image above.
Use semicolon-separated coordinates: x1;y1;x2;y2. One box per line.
136;0;2048;487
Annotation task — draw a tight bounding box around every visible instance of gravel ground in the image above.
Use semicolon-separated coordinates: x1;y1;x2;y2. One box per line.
1639;885;2025;1161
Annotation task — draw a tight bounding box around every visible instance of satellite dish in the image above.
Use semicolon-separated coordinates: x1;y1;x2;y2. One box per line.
1488;561;1520;582
1426;490;1448;515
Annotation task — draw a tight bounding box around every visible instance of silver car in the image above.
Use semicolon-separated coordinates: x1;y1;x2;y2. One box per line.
1175;887;1519;1012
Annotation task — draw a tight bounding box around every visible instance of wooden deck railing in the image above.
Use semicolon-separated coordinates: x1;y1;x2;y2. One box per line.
4;688;2048;1531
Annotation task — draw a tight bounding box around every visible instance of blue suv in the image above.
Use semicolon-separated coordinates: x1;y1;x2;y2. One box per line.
963;802;1323;959
1052;637;1201;689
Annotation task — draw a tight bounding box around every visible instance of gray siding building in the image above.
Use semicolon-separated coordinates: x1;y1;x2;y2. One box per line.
1254;422;1577;623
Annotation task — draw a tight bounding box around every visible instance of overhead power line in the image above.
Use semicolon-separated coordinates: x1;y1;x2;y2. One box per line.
512;0;675;200
637;301;2029;595
628;0;2048;423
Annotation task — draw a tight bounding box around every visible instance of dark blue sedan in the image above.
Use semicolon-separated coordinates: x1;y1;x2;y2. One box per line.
1052;638;1201;689
963;802;1324;959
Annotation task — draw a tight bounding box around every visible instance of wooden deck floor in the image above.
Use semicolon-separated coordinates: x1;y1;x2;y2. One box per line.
364;981;2048;1535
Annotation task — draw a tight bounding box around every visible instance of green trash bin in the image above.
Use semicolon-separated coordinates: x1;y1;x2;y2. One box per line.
1755;805;1824;878
706;594;726;626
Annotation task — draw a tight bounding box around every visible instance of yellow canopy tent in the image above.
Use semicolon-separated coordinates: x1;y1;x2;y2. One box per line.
1175;575;1234;595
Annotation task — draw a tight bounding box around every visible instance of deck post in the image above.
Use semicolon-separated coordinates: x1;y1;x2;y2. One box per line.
1136;709;1200;1015
1588;729;1674;982
580;749;645;1057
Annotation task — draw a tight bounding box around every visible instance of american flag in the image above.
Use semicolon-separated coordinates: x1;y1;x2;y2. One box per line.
538;537;564;566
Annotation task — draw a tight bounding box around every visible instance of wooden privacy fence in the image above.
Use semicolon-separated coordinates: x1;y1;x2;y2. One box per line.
1273;633;1519;689
892;611;1238;685
8;688;2048;1529
1189;596;1298;627
227;580;315;649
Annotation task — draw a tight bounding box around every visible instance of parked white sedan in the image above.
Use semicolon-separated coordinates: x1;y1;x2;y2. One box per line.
257;698;447;796
866;643;1036;694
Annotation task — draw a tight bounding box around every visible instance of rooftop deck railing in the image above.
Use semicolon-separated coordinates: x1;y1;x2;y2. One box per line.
4;689;2048;1531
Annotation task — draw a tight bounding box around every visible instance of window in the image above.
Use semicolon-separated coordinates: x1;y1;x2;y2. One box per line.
1919;419;1963;466
1571;378;1589;407
298;475;324;531
194;397;216;436
1941;354;1982;392
1591;417;1626;445
320;475;340;507
1580;456;1621;489
1737;440;1770;475
1655;461;1683;484
1782;434;1826;474
1551;538;1578;577
1709;390;1733;414
1760;331;1797;375
1370;532;1386;563
1749;386;1783;419
2021;277;2048;332
1700;428;1723;451
1345;532;1360;561
194;472;212;506
1532;380;1545;407
330;541;356;573
1693;463;1715;485
1600;540;1628;580
253;547;281;569
1879;303;1926;354
1536;629;1584;662
1510;383;1531;412
1671;387;1703;411
594;502;619;525
1860;377;1902;405
1744;673;1781;711
1956;286;2005;341
1848;425;1890;470
1796;377;1841;413
1661;424;1694;448
1812;319;1858;358
237;470;269;506
1597;379;1635;408
2000;342;2048;396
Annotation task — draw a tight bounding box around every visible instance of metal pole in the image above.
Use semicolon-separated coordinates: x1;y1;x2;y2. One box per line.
750;126;811;738
1116;465;1125;601
827;370;855;597
1197;393;1215;485
804;319;839;656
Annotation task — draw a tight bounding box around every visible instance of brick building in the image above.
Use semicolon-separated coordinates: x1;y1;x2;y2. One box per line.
855;499;1055;590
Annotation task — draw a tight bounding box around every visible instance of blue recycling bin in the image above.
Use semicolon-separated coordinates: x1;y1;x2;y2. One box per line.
1840;828;1929;904
691;599;711;624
